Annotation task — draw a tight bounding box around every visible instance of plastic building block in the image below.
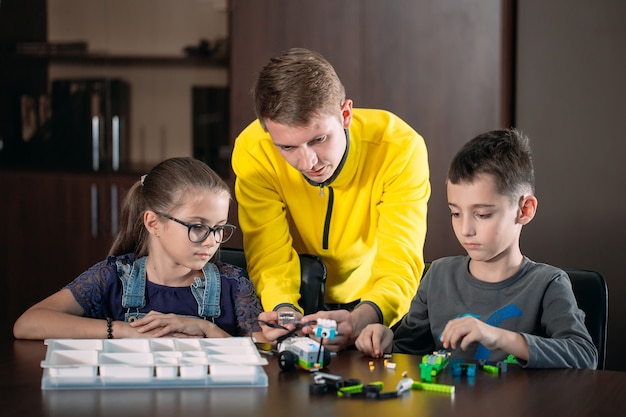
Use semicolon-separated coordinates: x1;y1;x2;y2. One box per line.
504;354;519;364
314;318;337;339
338;382;365;394
419;363;435;382
482;364;500;374
451;361;476;377
396;373;414;395
338;381;399;400
411;381;455;394
419;350;450;381
337;379;366;397
478;360;508;374
278;311;300;325
309;372;343;394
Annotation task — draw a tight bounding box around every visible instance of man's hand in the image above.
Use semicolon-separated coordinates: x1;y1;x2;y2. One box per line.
302;304;380;351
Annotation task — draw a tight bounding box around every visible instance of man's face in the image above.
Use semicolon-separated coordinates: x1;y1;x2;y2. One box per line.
265;101;352;184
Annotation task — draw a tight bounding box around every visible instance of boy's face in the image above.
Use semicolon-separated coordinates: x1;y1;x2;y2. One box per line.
447;174;524;264
265;100;352;184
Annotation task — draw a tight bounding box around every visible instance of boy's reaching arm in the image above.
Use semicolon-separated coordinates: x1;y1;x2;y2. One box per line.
439;272;598;369
440;316;530;361
522;275;598;369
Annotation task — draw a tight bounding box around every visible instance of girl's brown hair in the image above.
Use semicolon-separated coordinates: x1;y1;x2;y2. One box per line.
108;157;230;257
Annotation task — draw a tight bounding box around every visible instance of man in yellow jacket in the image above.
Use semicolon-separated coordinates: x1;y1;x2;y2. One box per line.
232;48;430;351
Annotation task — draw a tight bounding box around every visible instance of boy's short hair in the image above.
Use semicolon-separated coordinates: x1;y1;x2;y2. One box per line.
447;129;535;202
252;48;346;130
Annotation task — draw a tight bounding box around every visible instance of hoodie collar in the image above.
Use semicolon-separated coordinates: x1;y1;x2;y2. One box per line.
302;129;352;189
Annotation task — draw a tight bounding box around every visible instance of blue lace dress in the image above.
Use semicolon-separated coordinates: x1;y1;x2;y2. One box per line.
65;253;262;336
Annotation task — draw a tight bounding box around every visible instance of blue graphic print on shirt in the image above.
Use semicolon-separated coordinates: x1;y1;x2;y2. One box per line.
473;304;523;360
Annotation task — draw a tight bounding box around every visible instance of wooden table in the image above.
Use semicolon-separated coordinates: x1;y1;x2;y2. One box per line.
2;339;625;417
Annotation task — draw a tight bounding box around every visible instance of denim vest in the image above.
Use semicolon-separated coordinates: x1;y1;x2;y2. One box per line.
116;256;221;322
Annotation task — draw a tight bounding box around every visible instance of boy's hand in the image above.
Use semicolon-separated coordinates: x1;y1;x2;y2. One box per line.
355;323;393;358
441;315;529;361
440;316;500;351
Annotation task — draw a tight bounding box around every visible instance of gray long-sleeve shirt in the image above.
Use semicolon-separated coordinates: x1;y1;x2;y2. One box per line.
393;256;597;369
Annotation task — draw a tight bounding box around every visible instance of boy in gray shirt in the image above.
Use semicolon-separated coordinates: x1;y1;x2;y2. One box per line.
355;129;597;369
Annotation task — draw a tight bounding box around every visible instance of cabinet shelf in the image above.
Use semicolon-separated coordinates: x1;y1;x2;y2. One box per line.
14;51;227;68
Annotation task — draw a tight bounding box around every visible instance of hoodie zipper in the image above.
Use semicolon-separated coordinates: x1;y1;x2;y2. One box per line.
322;186;334;250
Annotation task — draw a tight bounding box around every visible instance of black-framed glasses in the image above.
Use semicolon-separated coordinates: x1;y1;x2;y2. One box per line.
154;211;236;243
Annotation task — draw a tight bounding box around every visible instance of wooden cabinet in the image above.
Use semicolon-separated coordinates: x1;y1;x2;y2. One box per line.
0;0;48;167
43;0;229;167
0;1;229;339
0;170;137;338
1;1;229;170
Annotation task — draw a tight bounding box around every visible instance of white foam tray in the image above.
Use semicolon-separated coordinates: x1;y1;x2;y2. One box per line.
40;337;268;389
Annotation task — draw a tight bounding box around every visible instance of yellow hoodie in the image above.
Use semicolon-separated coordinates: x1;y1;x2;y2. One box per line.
232;109;430;326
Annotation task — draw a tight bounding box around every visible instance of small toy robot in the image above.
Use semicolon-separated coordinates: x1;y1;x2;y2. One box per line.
419;350;450;382
277;319;337;372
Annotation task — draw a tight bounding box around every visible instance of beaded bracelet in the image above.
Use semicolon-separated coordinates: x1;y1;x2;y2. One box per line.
106;317;113;339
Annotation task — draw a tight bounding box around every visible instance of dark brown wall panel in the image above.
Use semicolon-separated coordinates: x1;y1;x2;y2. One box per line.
229;0;514;257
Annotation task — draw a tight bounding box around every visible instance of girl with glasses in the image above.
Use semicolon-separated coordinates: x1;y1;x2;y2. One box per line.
14;157;265;341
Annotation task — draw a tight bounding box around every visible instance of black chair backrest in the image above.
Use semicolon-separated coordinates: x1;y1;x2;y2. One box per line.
218;247;327;315
218;247;248;270
562;268;608;370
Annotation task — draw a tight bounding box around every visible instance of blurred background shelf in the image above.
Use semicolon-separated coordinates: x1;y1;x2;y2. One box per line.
13;51;227;67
